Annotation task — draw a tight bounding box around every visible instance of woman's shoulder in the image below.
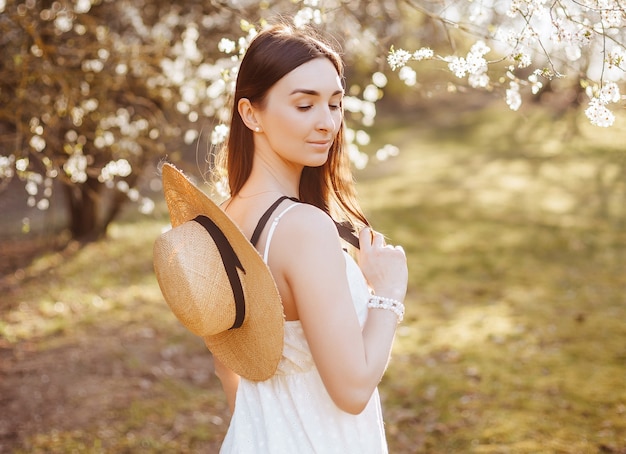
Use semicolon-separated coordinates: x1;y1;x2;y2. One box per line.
278;201;339;243
285;202;334;230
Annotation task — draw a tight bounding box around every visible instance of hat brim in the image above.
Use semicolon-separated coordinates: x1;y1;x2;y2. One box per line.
157;163;284;381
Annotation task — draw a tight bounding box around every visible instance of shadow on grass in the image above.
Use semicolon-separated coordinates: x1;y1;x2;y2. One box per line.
0;217;231;453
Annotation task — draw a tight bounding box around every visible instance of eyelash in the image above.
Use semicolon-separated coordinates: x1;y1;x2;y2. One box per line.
297;104;342;112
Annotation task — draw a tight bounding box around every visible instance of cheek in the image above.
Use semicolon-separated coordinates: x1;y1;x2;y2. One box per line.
276;109;301;131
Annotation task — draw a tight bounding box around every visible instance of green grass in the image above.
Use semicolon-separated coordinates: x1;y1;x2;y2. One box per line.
2;102;625;453
360;103;626;453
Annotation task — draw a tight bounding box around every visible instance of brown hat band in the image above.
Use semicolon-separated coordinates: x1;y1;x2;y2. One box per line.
193;214;246;330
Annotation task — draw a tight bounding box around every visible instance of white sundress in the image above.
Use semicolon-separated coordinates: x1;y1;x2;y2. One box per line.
219;203;389;454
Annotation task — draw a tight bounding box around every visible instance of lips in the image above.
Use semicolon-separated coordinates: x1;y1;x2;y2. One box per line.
307;140;332;146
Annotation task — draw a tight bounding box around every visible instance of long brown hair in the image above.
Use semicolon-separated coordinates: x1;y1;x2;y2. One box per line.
215;22;369;230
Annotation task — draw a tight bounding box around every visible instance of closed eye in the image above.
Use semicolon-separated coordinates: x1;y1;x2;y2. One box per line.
297;104;341;112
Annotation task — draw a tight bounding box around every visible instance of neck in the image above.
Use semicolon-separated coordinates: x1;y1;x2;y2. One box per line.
241;148;301;199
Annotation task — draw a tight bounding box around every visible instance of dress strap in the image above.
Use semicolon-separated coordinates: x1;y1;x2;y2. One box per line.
335;221;360;250
250;196;299;247
262;203;300;264
249;196;361;255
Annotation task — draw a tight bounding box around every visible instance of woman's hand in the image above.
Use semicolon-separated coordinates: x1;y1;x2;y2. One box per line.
358;228;408;303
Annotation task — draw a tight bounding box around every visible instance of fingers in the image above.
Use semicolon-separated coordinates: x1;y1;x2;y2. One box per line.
359;227;373;250
356;228;408;301
372;231;385;248
359;228;399;251
359;227;384;249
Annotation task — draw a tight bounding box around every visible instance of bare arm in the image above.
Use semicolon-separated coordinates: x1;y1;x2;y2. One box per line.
271;205;408;414
213;356;240;414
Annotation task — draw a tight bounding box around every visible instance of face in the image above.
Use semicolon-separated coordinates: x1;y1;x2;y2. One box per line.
253;58;344;169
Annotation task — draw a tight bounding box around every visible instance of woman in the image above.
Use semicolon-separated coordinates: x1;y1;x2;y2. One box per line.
214;22;408;453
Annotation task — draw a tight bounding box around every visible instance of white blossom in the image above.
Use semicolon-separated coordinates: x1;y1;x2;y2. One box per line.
372;72;388;88
413;47;434;61
447;56;468;78
211;124;229;145
470;41;490;57
355;130;370;146
363;84;381;102
606;48;626;70
117;180;130;193
469;72;490;88
81;98;99;112
37;198;50;210
215;177;229;198
16;158;29;172
388;49;412;71
82;59;104;73
399;66;417;86
601;6;624;28
218;38;236;54
184;129;198;145
376;144;400;161
99;159;132;182
64;152;88;183
54;13;73;33
139;197;155;215
511;52;532;68
506;82;522;111
75;0;92;14
0;155;14;178
127;187;140;201
585;98;615;127
347;143;368;170
342;96;362;113
294;7;322;28
388;47;433;72
528;72;544;94
598;82;620;104
29;135;46;152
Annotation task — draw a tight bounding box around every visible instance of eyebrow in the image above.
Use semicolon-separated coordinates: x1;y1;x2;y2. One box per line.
290;89;344;97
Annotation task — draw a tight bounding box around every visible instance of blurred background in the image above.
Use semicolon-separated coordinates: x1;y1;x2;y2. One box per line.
1;1;625;452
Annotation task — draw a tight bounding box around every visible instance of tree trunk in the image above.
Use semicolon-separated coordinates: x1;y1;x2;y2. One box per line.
64;177;106;242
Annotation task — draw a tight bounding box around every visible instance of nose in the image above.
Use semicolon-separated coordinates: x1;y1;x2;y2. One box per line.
316;106;337;132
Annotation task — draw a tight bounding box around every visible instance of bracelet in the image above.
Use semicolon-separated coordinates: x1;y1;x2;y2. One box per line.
367;295;405;323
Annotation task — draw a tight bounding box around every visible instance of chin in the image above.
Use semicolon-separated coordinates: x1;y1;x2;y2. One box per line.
306;153;330;168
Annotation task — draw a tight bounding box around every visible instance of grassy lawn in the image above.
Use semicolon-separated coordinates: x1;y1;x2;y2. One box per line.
1;101;625;453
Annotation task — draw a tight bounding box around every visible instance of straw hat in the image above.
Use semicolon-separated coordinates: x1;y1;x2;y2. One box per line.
153;163;284;381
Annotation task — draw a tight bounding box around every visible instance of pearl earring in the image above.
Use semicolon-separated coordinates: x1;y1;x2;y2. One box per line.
254;127;261;132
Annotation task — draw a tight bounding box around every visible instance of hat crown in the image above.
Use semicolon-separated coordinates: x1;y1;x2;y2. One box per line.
154;221;239;337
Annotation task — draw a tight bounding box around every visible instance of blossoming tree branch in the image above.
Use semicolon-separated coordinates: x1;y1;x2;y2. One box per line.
383;0;625;127
1;0;624;241
292;0;625;127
